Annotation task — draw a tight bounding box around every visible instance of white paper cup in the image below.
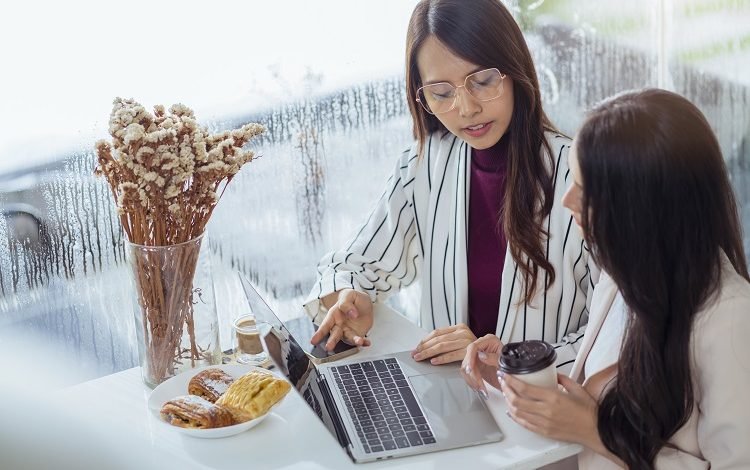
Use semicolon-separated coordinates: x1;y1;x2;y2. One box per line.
499;340;557;389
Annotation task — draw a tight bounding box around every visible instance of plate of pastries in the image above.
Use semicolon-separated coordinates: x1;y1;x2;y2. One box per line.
148;364;291;438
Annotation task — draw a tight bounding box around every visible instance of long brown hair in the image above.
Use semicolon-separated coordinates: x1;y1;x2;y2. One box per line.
578;89;748;468
405;0;559;301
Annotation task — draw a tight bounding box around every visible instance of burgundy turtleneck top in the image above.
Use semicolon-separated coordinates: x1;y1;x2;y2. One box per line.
467;135;509;338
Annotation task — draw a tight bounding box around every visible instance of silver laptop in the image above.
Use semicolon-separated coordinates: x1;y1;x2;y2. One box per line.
239;274;503;463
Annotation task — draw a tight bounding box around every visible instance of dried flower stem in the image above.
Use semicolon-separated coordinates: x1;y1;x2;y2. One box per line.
131;240;201;382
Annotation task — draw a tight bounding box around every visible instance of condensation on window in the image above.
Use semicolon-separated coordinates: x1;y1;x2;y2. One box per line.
1;0;748;384
0;79;412;383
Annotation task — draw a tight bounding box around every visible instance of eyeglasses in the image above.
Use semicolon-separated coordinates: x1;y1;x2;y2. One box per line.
416;68;507;115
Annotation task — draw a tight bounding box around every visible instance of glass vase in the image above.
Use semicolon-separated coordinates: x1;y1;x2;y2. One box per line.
127;233;220;388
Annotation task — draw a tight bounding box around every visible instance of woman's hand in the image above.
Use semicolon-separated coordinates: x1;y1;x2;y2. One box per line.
460;334;504;397
411;323;477;365
311;289;373;351
501;372;601;448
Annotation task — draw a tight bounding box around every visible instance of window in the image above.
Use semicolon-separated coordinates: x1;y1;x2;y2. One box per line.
1;0;747;385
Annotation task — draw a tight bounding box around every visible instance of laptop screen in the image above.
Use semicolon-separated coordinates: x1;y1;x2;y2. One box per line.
238;273;350;448
238;273;316;391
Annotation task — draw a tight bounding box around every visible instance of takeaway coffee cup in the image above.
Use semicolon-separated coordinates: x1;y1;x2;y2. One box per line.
499;340;558;389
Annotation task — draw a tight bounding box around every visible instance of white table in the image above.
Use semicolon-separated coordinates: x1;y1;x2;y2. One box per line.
54;304;580;469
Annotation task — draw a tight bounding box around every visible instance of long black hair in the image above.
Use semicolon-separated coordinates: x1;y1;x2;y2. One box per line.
405;0;559;301
576;88;748;468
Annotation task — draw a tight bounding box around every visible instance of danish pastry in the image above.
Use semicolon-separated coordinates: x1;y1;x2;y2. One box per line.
216;369;291;422
160;395;235;429
188;368;235;403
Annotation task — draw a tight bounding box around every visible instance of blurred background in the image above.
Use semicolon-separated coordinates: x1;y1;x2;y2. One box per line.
1;0;748;386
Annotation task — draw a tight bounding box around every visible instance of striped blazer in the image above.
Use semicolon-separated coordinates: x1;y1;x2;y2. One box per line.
304;131;599;369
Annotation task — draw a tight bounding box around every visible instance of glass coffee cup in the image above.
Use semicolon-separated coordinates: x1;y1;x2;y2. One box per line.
232;314;269;365
498;340;558;389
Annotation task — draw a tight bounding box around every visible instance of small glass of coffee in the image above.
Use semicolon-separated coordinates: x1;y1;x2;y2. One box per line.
498;340;557;389
232;314;269;365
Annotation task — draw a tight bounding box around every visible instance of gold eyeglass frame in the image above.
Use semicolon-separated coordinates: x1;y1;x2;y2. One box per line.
415;68;507;115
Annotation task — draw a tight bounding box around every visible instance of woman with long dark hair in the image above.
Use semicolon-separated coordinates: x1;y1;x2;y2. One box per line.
462;89;750;468
304;0;598;373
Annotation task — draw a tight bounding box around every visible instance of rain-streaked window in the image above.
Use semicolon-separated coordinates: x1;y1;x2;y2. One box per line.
1;0;748;385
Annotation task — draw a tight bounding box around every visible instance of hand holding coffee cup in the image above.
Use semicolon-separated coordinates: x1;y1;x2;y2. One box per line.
498;340;557;389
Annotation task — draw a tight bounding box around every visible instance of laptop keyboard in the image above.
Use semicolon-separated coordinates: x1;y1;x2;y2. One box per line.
332;358;436;454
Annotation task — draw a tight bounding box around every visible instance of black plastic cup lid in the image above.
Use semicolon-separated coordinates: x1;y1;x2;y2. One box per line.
499;340;557;374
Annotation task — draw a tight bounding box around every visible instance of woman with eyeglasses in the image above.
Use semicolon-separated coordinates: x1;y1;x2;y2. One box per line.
463;89;750;469
304;0;598;372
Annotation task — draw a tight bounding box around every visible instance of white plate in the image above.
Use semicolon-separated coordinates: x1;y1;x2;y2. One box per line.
148;364;284;439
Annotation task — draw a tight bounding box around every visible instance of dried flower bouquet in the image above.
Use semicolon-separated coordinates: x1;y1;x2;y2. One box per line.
95;97;265;385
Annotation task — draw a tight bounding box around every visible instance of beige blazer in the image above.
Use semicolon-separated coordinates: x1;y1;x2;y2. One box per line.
571;255;750;469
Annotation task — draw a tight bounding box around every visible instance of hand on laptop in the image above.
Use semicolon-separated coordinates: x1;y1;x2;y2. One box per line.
313;289;373;351
461;334;504;396
411;324;477;365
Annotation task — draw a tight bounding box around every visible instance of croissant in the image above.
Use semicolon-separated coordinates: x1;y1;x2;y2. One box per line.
216;369;291;422
160;395;235;429
188;368;235;403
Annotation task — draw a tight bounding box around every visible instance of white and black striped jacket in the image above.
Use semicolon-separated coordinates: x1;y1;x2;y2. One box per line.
304;131;599;370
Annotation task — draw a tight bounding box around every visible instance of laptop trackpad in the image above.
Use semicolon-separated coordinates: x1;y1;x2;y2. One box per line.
409;373;502;443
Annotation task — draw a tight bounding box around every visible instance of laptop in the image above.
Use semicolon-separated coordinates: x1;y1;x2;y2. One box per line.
239;274;503;463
